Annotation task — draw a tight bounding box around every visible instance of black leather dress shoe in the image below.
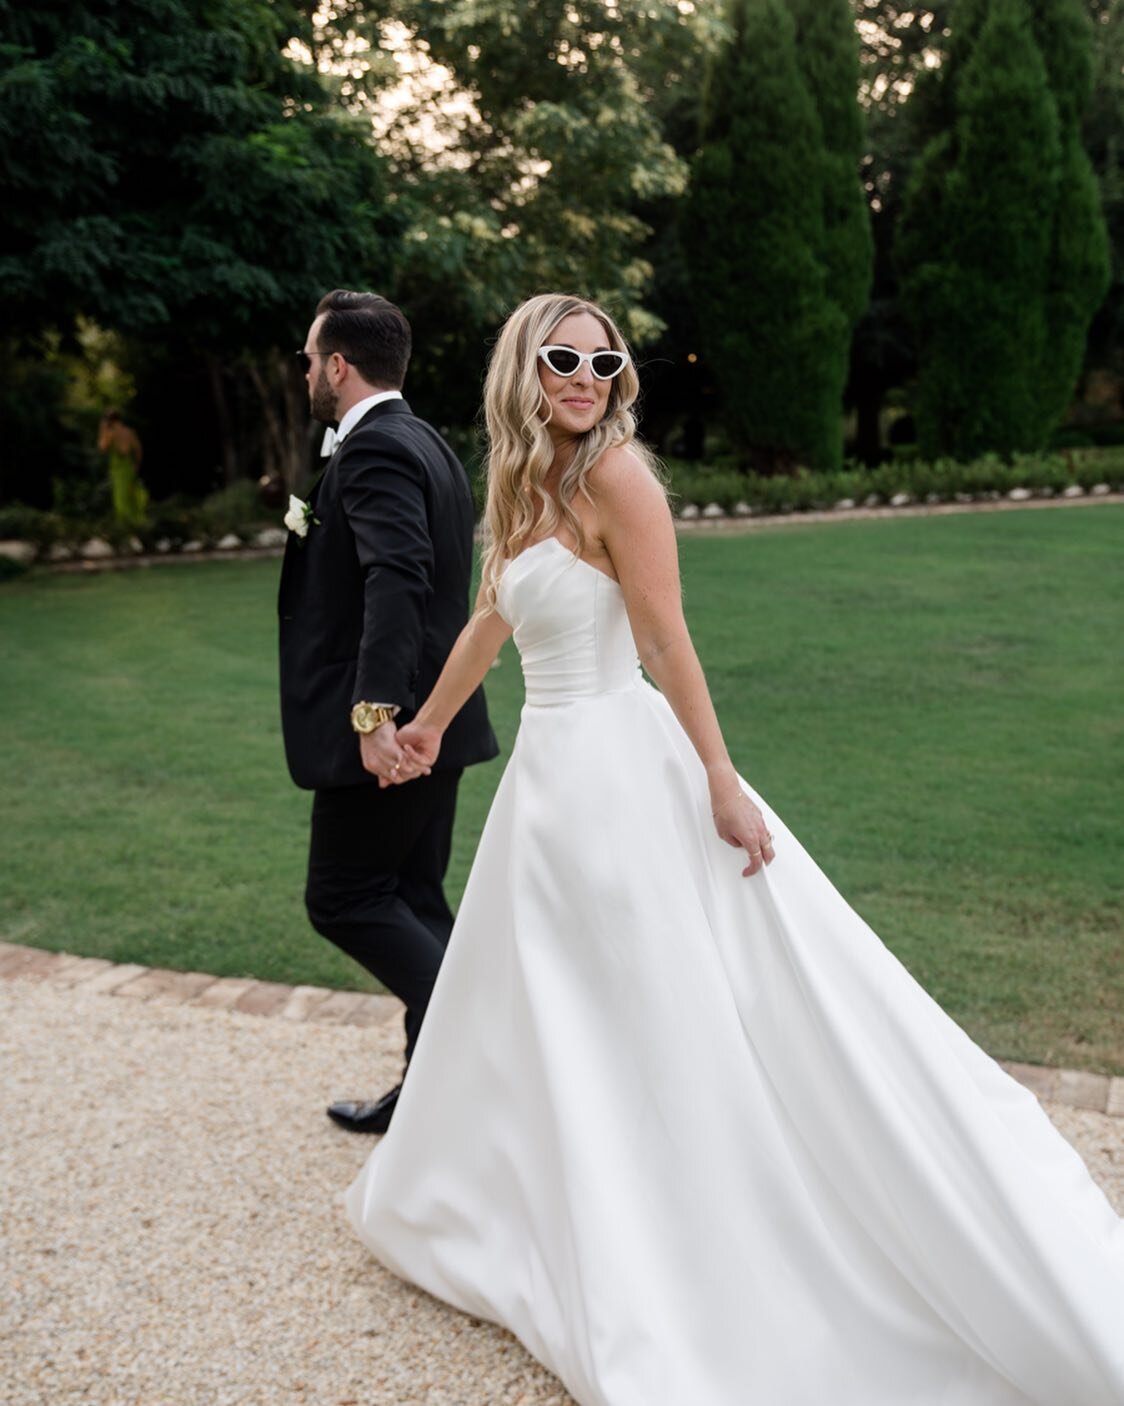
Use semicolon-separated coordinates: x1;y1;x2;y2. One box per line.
327;1083;402;1134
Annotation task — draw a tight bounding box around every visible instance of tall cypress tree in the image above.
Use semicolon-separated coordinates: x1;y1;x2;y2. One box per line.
789;0;873;335
1031;0;1113;439
898;0;1109;458
682;0;861;473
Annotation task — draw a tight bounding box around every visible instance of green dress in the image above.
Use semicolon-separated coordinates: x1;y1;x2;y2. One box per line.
108;450;149;529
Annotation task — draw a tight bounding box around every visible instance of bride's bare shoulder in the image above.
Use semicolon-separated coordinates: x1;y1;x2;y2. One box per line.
588;444;665;503
587;444;674;550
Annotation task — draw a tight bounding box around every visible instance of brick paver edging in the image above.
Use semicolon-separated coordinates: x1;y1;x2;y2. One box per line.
0;940;401;1030
2;940;1120;1118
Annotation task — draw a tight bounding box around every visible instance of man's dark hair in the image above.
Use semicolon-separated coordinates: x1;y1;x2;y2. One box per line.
315;290;412;389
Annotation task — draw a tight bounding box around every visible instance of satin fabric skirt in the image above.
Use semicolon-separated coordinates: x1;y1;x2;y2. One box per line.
347;681;1124;1406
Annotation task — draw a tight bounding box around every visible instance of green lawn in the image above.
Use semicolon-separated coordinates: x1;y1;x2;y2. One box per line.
2;506;1121;1073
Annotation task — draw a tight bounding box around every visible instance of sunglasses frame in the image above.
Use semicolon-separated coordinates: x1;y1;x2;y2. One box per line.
537;345;630;381
295;349;354;374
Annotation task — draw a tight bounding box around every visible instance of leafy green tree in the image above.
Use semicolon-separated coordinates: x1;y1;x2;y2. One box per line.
684;0;870;472
290;1;691;434
402;0;690;429
0;0;400;342
0;0;401;490
898;0;1110;457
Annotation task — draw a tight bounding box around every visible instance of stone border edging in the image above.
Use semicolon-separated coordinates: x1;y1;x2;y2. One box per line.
4;489;1121;577
43;544;287;574
1;939;1120;1118
672;489;1124;533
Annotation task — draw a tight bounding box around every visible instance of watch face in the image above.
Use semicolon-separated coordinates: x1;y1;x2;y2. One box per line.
352;703;392;733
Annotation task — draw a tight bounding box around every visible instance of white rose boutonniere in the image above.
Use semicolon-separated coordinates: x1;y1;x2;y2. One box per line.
284;494;319;540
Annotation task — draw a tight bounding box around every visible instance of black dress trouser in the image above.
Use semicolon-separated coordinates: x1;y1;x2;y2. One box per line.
305;768;462;1063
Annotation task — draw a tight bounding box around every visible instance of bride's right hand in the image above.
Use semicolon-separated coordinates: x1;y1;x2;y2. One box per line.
394;721;442;780
711;790;776;878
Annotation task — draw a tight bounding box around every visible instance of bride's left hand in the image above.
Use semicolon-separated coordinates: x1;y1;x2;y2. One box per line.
711;789;776;878
385;721;441;785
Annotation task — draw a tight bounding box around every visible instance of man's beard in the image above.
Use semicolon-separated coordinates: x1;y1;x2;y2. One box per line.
310;369;338;426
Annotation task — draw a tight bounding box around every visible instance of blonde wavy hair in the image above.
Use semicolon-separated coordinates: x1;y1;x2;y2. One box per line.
479;293;661;609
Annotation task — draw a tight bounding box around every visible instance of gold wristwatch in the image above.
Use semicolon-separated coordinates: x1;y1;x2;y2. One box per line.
350;702;399;734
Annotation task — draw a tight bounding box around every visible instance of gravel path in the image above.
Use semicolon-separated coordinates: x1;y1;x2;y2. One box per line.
1;979;571;1406
2;978;1121;1406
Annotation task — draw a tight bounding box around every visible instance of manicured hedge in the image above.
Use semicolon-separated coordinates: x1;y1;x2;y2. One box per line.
1;448;1121;564
663;448;1124;516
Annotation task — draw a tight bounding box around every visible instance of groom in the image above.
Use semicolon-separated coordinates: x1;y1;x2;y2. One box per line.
278;289;497;1132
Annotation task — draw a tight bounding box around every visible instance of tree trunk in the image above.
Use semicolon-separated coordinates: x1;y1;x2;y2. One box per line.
248;362;286;486
279;356;311;493
207;357;240;485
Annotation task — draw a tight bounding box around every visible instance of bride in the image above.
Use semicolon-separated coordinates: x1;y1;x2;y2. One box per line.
344;293;1124;1406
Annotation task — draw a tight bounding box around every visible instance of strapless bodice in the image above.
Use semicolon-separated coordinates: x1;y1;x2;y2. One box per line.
497;537;642;706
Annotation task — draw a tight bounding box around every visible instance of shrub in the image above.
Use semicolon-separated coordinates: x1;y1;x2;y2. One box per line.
1071;446;1124;487
140;496;203;550
672;471;749;513
0;504;59;552
51;474;111;522
664;447;1122;518
195;480;268;542
0;553;30;582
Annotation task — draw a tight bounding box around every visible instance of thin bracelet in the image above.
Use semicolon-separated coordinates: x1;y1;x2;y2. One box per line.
711;791;745;817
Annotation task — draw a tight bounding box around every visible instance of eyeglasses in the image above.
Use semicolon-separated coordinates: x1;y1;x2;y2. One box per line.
295;349;354;374
537;345;630;381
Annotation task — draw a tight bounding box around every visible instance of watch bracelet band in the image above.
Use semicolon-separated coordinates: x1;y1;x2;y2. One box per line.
350;701;400;733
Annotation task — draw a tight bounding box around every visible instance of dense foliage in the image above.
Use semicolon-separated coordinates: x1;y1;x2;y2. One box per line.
898;0;1110;458
311;0;693;429
0;0;401;498
0;0;398;342
684;0;871;473
0;0;1119;503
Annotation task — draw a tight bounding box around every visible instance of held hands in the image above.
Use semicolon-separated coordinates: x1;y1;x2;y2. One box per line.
710;782;776;878
358;719;443;788
359;721;409;787
396;721;442;778
359;721;432;789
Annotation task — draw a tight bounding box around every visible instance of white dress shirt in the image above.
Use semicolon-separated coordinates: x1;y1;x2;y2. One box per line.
320;389;403;457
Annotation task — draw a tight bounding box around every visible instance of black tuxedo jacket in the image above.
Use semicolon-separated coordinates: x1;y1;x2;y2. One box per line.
278;398;498;790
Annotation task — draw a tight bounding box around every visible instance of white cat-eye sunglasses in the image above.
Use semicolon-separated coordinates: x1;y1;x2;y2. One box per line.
537;345;631;381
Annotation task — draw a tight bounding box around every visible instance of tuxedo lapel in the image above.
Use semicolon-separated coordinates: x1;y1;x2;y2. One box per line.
306;462;330;511
309;400;411;501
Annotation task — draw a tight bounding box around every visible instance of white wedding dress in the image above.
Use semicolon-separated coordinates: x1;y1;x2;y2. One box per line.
346;537;1124;1406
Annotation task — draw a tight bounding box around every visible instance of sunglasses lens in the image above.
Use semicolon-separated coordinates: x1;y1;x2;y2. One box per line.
296;350;311;373
544;348;581;376
591;353;627;380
